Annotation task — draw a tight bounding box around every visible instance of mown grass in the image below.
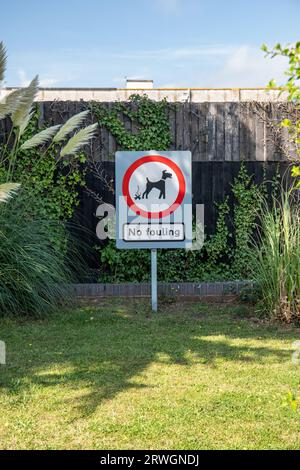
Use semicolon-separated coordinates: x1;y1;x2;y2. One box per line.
0;299;300;450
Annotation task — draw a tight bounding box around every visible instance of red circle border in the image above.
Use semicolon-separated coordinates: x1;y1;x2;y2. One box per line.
122;155;186;219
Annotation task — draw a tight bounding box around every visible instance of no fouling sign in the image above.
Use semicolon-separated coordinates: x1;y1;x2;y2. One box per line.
116;151;192;249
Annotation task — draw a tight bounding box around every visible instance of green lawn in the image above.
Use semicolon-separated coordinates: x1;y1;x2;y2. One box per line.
0;299;300;450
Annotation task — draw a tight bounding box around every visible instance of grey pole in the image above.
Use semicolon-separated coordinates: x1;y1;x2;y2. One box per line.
151;249;157;312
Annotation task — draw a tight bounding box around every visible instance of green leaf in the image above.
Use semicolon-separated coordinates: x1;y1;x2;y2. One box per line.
261;43;268;53
267;79;277;89
281;118;292;127
291;165;300;177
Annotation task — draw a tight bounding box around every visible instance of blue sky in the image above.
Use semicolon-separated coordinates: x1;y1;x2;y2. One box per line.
1;0;299;88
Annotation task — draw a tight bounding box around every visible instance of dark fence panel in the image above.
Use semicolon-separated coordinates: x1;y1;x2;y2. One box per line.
42;101;290;162
75;161;290;269
1;100;292;270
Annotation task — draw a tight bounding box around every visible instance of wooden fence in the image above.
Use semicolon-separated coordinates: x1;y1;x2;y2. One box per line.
0;99;292;272
31;101;292;250
82;160;290;238
41;101;289;162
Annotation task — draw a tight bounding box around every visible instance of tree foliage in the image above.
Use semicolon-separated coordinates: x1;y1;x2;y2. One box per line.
262;42;300;186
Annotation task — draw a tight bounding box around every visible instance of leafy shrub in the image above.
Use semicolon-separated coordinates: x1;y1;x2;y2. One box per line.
0;41;97;227
2;108;88;223
230;164;262;277
262;42;300;187
238;283;262;305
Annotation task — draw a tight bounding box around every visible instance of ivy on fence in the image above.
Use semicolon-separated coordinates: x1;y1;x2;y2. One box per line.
0;106;87;223
90;95;279;282
91;94;172;153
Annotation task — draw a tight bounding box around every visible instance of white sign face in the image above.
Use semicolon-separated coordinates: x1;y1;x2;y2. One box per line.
128;161;180;215
116;151;192;249
123;223;185;242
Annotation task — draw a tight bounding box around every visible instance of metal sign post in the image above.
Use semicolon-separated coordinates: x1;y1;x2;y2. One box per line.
151;249;157;312
115;151;192;313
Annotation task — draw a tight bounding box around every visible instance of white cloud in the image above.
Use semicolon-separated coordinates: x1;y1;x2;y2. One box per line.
155;0;181;14
17;68;60;88
11;43;289;88
113;45;235;61
112;74;150;86
112;44;287;87
160;82;183;88
213;45;288;87
18;69;30;87
39;77;60;87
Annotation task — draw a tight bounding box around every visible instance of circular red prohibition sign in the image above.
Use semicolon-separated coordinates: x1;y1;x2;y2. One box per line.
122;155;186;219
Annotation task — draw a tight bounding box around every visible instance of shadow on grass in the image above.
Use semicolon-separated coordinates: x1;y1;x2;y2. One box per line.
0;300;297;419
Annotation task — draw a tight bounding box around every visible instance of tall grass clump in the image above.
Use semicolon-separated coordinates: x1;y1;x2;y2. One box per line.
251;190;300;322
0;195;79;317
0;41;97;316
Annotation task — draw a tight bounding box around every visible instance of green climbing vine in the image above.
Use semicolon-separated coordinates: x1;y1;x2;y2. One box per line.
230;165;262;277
98;163;270;283
91;94;279;282
91;94;172;153
0;105;86;222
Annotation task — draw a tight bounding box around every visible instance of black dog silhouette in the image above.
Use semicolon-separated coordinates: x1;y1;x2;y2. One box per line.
142;170;172;199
